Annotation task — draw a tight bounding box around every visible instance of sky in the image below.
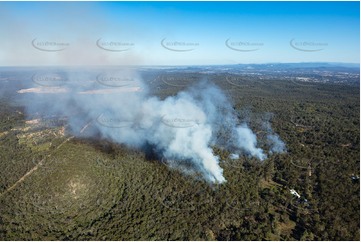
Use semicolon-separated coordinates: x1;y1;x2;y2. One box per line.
0;1;359;66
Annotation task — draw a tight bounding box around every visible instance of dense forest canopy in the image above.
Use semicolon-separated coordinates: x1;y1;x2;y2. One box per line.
0;67;359;240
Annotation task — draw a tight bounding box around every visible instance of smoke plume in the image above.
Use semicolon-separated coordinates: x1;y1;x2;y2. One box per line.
262;113;287;154
20;69;285;183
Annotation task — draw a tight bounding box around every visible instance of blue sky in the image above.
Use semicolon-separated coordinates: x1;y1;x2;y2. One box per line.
0;1;359;66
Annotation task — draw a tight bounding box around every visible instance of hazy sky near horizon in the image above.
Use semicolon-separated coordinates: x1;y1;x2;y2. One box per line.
0;1;359;66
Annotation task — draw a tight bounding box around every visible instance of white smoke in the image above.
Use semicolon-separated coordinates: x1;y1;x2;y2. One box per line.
20;70;284;183
267;134;286;154
236;124;267;160
229;153;239;160
262;113;287;154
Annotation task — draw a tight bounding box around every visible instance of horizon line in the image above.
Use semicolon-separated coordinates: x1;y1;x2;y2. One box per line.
0;61;359;68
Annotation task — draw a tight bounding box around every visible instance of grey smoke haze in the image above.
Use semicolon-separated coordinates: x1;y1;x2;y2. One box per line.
262;113;287;154
267;134;286;154
236;124;267;160
20;70;285;183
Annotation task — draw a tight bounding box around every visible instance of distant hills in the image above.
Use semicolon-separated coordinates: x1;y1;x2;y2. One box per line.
0;62;359;70
233;62;360;69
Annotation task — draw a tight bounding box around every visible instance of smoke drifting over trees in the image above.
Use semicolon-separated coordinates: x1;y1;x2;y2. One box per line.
20;70;286;183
